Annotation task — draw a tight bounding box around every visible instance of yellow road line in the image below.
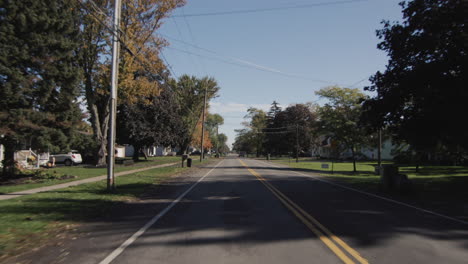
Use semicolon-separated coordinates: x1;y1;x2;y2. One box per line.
239;159;368;264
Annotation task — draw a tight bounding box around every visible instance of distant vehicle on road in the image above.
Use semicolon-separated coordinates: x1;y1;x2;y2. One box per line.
238;151;246;157
51;150;82;166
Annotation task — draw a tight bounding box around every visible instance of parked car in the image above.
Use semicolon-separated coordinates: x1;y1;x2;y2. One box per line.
51;150;82;166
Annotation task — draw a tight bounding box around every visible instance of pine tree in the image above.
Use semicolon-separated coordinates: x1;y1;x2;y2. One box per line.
0;0;82;176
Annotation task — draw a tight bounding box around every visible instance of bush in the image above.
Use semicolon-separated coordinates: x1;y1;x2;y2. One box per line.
32;169;67;180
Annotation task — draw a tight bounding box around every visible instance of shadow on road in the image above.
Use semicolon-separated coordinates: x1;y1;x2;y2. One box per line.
2;159;468;263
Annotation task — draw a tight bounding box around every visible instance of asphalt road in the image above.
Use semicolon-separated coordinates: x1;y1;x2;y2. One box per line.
14;156;468;264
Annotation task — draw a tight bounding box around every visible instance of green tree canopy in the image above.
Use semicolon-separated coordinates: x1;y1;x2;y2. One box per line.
172;75;220;153
362;0;468;155
206;113;224;151
264;103;317;156
117;89;187;161
316;86;367;172
0;0;82;175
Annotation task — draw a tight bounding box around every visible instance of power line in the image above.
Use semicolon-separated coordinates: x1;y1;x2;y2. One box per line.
172;0;367;18
180;7;208;75
171;16;200;75
347;77;368;88
165;45;337;84
77;0;200;117
160;51;178;80
162;34;335;83
79;0;210;155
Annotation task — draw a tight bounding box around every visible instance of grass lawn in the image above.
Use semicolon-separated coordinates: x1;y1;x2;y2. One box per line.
0;158;210;261
0;156;181;194
274;160;468;217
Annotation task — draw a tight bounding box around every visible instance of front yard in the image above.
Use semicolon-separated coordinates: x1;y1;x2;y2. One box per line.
0;158;211;261
0;156;181;194
274;160;468;221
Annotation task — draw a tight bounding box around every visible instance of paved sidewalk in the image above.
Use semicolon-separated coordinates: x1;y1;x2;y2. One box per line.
0;162;178;201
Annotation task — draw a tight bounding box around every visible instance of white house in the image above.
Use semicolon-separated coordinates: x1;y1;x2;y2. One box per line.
119;145;176;157
315;136;396;160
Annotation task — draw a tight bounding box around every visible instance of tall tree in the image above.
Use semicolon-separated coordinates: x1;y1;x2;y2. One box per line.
0;0;82;175
244;108;267;157
206;113;224;151
191;120;213;151
117;88;186;161
264;104;317;156
232;108;267;157
78;0;185;165
216;133;230;154
172;75;220;153
362;0;468;156
316;86;367;172
267;100;282;124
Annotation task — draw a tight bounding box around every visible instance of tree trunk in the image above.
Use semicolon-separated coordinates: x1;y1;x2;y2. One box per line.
133;144;141;162
1;136;17;178
88;99;109;166
142;147;148;160
351;146;357;172
82;39;110;166
179;138;191;155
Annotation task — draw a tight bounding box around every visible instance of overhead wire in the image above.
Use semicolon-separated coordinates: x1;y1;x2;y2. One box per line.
161;33;337;83
171;0;367;18
76;0;202;119
180;7;208;75
165;45;337;84
79;0;210;148
171;16;201;76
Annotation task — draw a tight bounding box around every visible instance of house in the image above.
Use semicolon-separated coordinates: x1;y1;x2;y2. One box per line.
314;135;396;160
118;144;177;157
360;139;394;160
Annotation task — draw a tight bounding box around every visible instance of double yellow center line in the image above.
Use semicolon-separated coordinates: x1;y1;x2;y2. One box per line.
239;159;368;264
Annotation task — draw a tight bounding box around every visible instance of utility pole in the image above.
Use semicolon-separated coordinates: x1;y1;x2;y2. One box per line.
200;87;207;162
296;124;299;163
107;0;121;191
216;124;219;155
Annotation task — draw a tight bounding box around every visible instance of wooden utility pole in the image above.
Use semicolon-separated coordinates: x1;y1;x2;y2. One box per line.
200;88;207;162
107;0;121;191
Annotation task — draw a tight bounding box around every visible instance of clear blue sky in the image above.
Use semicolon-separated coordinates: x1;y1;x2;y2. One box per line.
159;0;404;147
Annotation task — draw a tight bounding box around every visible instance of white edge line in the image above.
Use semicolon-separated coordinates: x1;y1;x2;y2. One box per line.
254;159;468;226
99;159;224;264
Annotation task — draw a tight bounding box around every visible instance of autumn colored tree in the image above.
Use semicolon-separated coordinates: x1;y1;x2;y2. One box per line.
79;0;185;165
191;120;213;151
